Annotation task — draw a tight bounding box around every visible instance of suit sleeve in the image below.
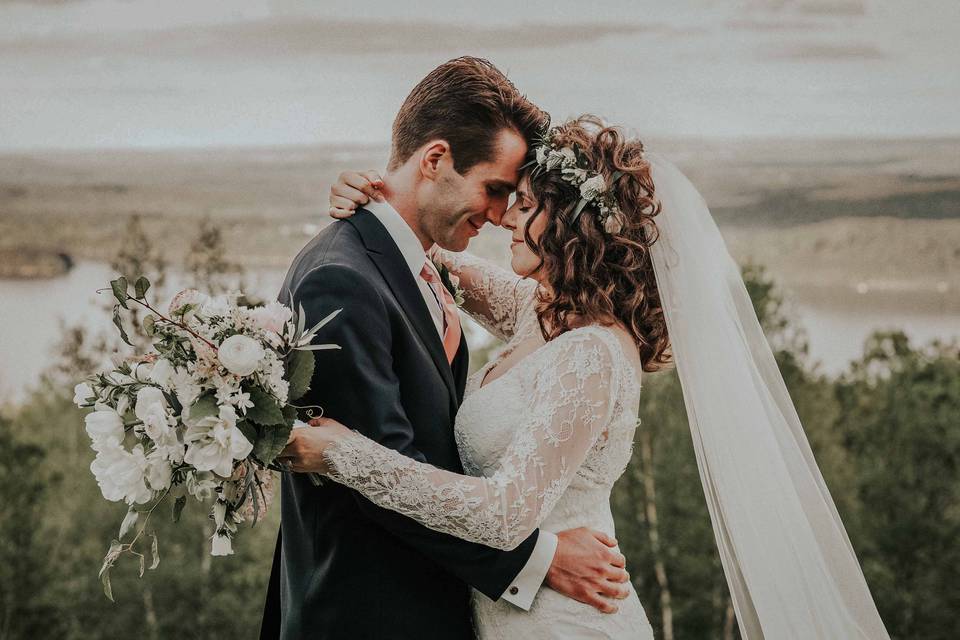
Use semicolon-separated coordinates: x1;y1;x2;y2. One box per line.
290;263;539;600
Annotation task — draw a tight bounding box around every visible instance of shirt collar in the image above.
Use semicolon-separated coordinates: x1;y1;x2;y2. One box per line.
364;199;429;277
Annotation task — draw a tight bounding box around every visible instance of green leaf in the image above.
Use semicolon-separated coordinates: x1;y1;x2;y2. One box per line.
110;277;129;309
113;306;132;346
188;393;219;423
297;344;341;352
171;495;186;523
100;567;114;602
134;276;150;299
236;419;259;447
253;423;292;466
282;404;298;425
246;388;285;426
286;349;315;402
138;554;146;578
143;314;156;336
149;534;160;570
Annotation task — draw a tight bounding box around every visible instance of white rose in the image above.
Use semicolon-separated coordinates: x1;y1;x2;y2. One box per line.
89;443;152;504
135;386;167;421
218;334;265;376
74;382;94;407
580;174;607;201
85;409;125;450
211;533;233;556
148;358;174;387
248;301;293;334
170;367;202;408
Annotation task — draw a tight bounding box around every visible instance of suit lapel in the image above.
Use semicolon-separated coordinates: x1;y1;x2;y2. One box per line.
346;210;458;407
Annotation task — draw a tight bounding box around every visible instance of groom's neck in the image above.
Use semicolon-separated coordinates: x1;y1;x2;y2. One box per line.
380;173;433;251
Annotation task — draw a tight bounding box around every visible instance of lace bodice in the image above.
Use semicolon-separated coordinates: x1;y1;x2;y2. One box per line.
323;251;642;551
323;251;652;639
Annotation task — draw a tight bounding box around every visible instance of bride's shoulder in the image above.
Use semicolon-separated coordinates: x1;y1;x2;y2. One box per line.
542;323;633;364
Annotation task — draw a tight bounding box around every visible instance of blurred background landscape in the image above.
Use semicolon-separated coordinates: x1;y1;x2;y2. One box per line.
0;1;957;638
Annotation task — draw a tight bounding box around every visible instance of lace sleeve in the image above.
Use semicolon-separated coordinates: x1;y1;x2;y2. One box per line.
433;249;538;342
322;328;624;551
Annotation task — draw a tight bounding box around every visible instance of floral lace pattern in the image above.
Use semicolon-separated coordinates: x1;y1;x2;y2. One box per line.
325;252;654;639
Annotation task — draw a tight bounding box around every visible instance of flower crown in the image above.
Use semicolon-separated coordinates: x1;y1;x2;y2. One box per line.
524;129;626;235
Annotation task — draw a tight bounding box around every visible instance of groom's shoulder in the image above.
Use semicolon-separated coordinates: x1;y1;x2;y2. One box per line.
284;220;379;296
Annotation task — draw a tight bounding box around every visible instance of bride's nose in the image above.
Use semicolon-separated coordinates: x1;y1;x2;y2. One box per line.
501;203;519;230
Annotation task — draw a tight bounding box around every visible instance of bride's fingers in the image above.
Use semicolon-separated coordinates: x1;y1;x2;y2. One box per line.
329;206;354;219
360;170;385;201
330;183;370;206
330;194;360;212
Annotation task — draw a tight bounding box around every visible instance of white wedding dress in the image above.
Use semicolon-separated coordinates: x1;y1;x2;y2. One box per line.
324;250;654;639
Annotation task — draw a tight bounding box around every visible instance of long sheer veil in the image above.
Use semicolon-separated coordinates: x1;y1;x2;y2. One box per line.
645;153;890;639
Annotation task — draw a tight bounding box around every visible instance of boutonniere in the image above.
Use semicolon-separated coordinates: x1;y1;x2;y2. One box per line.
433;261;465;308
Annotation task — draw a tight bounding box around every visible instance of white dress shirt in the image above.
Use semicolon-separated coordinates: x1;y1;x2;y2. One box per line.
363;199;557;610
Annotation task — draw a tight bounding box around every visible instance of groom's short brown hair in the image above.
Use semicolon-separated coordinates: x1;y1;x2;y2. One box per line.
389;56;548;174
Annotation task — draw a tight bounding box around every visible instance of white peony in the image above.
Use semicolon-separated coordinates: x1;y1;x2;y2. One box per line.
580;174;607;201
140;401;172;442
559;147;576;164
183;405;254;477
74;382;94;407
89;443;152;504
135;386;167;421
218;334;265;376
85;409;125;450
145;448;172;491
248;301;293;334
148;358;174;387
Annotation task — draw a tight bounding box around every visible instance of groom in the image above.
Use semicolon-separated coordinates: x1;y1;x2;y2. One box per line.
261;57;629;639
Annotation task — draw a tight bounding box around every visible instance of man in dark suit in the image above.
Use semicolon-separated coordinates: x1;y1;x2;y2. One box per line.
261;57;630;640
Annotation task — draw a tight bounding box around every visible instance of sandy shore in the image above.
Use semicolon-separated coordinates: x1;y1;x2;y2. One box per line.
0;137;957;297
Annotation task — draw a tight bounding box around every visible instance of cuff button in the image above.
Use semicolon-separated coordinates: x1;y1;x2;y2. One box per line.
509;586;519;595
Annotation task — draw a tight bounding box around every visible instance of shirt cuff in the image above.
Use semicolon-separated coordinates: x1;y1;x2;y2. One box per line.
499;531;558;611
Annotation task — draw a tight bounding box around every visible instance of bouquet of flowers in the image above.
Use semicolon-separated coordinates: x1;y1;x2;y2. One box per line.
74;276;339;601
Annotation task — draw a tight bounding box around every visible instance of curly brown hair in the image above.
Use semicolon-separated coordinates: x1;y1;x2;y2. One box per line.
524;115;672;372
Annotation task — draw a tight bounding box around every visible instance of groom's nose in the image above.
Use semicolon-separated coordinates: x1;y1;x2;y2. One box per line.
485;205;507;227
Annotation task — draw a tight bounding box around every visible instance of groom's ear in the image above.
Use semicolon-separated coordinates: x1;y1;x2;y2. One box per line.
418;140;452;182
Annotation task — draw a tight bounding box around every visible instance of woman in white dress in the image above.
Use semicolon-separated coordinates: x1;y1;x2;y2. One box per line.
283;116;891;639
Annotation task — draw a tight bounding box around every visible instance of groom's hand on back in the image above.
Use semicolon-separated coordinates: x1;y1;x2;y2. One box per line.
546;528;631;613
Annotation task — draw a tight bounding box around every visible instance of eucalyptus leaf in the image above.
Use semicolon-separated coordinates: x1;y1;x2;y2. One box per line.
246;388;285;426
110;277;129;309
253;423;293;466
236;419;259;447
188;393;219;423
143;314;156;336
138;554;146;578
286;349;314;402
134;276;150;299
113;307;132;346
303;308;342;339
100;568;114;602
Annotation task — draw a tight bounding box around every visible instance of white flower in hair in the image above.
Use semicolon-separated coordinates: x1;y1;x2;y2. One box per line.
580;174;606;201
546;149;567;170
536;146;548;165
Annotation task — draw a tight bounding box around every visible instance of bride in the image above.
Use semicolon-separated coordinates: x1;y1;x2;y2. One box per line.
280;116;890;639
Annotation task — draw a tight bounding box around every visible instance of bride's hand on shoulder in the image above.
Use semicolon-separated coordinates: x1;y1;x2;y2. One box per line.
277;417;354;474
329;170;385;219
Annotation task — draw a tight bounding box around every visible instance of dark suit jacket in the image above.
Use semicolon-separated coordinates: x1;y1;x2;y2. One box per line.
259;209;540;640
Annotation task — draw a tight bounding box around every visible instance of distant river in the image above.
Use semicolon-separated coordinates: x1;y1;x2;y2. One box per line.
1;261;957;403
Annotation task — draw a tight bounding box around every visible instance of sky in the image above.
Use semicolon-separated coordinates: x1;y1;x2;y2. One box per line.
0;0;958;150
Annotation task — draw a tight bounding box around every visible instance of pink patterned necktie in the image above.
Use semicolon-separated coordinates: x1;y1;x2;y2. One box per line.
419;260;462;365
